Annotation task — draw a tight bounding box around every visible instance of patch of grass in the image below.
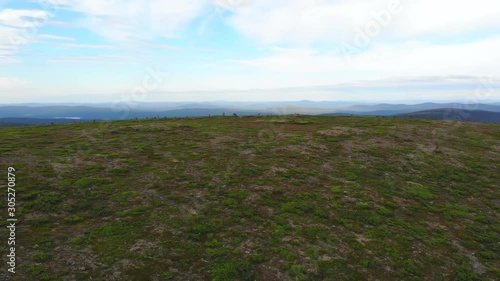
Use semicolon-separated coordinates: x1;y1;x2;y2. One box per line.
63;214;84;224
211;259;253;281
24;191;64;212
406;184;435;201
161;272;174;280
26;264;58;281
32;251;50;262
74;177;112;189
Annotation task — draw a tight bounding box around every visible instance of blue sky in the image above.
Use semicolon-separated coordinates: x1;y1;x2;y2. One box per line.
0;0;499;103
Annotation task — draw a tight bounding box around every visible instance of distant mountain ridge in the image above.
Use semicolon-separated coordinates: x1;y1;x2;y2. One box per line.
0;106;272;121
1;102;500;125
0;117;97;127
346;103;500;113
396;108;500;124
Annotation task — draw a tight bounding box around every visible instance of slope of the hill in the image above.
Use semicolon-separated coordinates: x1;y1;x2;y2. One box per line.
0;115;498;281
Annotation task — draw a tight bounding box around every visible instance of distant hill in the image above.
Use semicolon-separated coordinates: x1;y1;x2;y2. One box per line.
0;122;30;127
0;117;98;126
155;108;271;118
346;103;500;114
318;103;500;122
2;103;500;124
397;108;500;123
0;106;270;120
319;110;407;116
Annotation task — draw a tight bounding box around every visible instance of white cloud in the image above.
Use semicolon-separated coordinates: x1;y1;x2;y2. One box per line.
226;0;364;44
0;77;30;92
57;43;117;49
0;25;19;47
146;75;500;102
0;9;50;28
0;9;52;63
231;36;500;80
49;54;142;65
225;0;500;45
58;0;209;41
395;0;500;38
38;34;75;41
213;0;255;10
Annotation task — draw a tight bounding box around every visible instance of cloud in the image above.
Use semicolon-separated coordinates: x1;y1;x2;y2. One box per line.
147;43;184;52
394;0;500;38
0;77;30;91
225;0;500;45
0;9;50;28
58;0;209;42
0;8;52;63
56;43;118;49
324;75;500;101
225;0;355;45
140;74;498;102
213;0;255;10
321;76;500;93
231;36;500;79
49;54;143;65
38;34;75;41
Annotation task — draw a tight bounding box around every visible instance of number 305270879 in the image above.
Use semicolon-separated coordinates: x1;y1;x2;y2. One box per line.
7;167;16;216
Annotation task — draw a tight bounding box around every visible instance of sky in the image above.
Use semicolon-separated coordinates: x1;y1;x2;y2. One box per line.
0;0;499;103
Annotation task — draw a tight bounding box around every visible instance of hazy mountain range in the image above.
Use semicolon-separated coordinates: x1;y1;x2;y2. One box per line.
1;102;500;126
396;109;500;123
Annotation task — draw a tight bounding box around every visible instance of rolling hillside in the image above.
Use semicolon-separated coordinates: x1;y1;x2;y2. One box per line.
0;115;498;280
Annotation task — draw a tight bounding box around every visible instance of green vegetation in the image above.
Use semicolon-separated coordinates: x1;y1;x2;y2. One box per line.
0;115;499;280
